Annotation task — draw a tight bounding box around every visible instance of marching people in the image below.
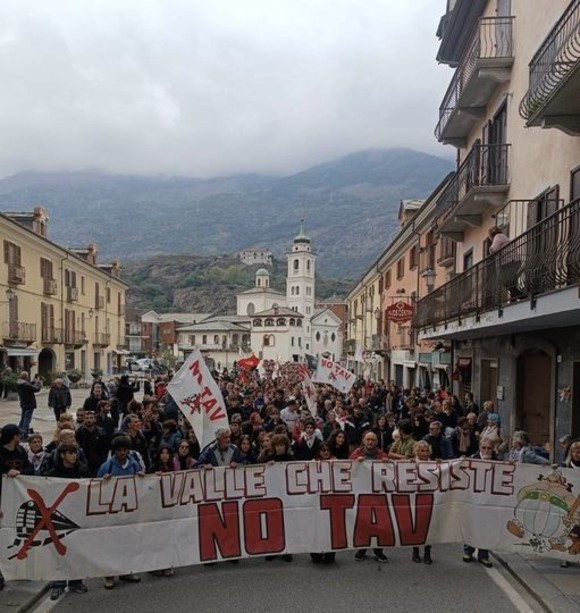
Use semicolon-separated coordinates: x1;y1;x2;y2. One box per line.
350;431;389;563
196;427;244;467
97;435;145;589
462;437;497;568
46;442;90;600
411;441;433;565
507;431;550;465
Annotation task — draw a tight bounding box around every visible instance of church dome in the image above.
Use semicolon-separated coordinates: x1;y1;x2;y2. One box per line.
256;268;270;276
294;219;311;244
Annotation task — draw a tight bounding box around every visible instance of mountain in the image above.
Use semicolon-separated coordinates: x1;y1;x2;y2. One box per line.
122;254;353;313
0;148;453;277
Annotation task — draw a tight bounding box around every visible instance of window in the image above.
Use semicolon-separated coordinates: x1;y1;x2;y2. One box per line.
295;286;300;295
297;319;302;327
40;258;53;279
378;276;384;294
293;259;299;272
316;331;321;341
81;276;85;295
202;335;207;344
306;286;311;296
213;335;219;344
265;318;275;327
424;231;436;270
396;258;404;279
385;270;392;289
263;334;275;347
107;287;111;303
331;332;336;342
4;241;21;266
289;318;295;326
253;319;262;327
291;337;294;347
247;302;255;315
571;166;580;201
291;287;295;295
232;333;239;345
307;260;311;273
298;337;302;347
463;248;474;271
409;245;419;269
276;318;286;326
191;335;196;345
306;306;311;315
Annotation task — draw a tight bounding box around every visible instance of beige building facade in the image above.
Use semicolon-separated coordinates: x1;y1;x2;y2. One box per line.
413;0;580;449
0;207;128;382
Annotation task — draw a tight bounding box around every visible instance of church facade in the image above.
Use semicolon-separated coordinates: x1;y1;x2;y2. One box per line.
176;223;343;367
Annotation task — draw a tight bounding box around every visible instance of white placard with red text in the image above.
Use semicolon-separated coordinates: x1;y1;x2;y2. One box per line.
167;349;229;449
314;357;355;394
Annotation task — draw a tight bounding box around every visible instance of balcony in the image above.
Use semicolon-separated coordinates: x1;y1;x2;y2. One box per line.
371;334;391;355
414;199;580;335
43;278;58;296
4;321;36;344
437;236;456;268
519;0;580;134
93;332;111;347
64;329;85;348
394;327;415;352
95;296;105;310
437;143;510;241
7;264;26;285
66;286;79;302
41;327;64;344
436;16;514;146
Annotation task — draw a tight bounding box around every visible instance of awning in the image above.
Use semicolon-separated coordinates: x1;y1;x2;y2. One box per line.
112;349;130;355
4;347;40;358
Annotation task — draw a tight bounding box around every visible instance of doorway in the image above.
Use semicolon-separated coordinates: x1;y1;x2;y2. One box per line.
516;350;552;445
480;359;498;405
38;348;55;383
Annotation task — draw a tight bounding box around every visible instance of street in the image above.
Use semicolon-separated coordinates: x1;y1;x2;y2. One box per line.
40;546;540;613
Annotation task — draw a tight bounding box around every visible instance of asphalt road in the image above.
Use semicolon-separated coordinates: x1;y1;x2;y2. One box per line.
44;545;541;613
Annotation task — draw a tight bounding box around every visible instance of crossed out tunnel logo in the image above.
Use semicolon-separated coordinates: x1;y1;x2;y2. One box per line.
8;482;80;560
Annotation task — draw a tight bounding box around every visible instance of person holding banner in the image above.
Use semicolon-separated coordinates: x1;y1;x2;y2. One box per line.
463;438;497;568
411;441;433;565
350;431;389;563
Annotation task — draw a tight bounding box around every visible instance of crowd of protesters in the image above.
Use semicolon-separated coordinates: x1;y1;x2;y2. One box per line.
0;361;578;599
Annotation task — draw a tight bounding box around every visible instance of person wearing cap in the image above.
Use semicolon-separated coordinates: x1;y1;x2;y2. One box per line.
196;428;244;468
16;371;42;440
280;397;300;433
97;436;144;589
0;423;34;591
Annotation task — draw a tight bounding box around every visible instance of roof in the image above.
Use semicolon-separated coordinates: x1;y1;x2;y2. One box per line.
311;308;342;325
177;320;250;332
252;306;304;318
400;199;424;211
238;287;285;296
255;268;270;276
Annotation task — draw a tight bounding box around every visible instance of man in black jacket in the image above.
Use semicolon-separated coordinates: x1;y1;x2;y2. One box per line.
0;423;34;590
17;371;41;440
76;411;110;476
48;378;72;422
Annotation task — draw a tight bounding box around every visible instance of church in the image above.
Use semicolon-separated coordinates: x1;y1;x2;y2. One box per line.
175;223;343;367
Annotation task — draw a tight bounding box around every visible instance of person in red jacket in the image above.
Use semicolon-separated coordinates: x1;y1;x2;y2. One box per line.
349;431;389;563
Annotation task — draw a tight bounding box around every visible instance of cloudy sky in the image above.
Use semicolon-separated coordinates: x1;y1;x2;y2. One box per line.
0;0;451;178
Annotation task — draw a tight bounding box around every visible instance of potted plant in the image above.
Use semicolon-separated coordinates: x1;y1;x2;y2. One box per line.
91;368;103;379
2;374;18;400
67;369;82;386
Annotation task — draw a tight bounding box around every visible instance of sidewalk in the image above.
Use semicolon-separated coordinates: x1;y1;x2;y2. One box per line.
495;552;580;612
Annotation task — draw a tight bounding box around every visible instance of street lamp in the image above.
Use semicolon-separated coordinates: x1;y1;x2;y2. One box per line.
0;288;15;304
422;268;436;293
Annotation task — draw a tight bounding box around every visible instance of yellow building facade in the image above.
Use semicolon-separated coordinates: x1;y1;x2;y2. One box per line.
0;207;128;382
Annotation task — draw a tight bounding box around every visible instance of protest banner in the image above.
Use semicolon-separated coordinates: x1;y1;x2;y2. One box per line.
1;461;579;580
167;349;229;449
295;364;318;416
314;357;355;394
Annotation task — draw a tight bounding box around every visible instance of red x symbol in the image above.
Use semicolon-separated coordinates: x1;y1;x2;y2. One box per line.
16;482;80;560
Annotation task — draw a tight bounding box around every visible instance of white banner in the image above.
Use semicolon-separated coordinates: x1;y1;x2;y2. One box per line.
301;373;318;417
167;349;229;449
1;462;579;580
314;357;355;394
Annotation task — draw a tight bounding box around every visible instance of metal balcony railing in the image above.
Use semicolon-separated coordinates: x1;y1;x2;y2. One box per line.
520;0;580;121
492;198;563;241
4;321;36;343
41;327;64;344
64;329;85;347
94;332;111;347
43;278;58;295
436;16;514;140
438;143;510;222
7;264;26;285
414;198;580;329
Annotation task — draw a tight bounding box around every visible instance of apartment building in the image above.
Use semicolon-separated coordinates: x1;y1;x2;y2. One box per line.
345;175;454;385
0;207;128;380
412;0;580;446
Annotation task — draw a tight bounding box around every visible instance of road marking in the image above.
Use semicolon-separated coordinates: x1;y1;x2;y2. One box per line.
486;566;537;613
